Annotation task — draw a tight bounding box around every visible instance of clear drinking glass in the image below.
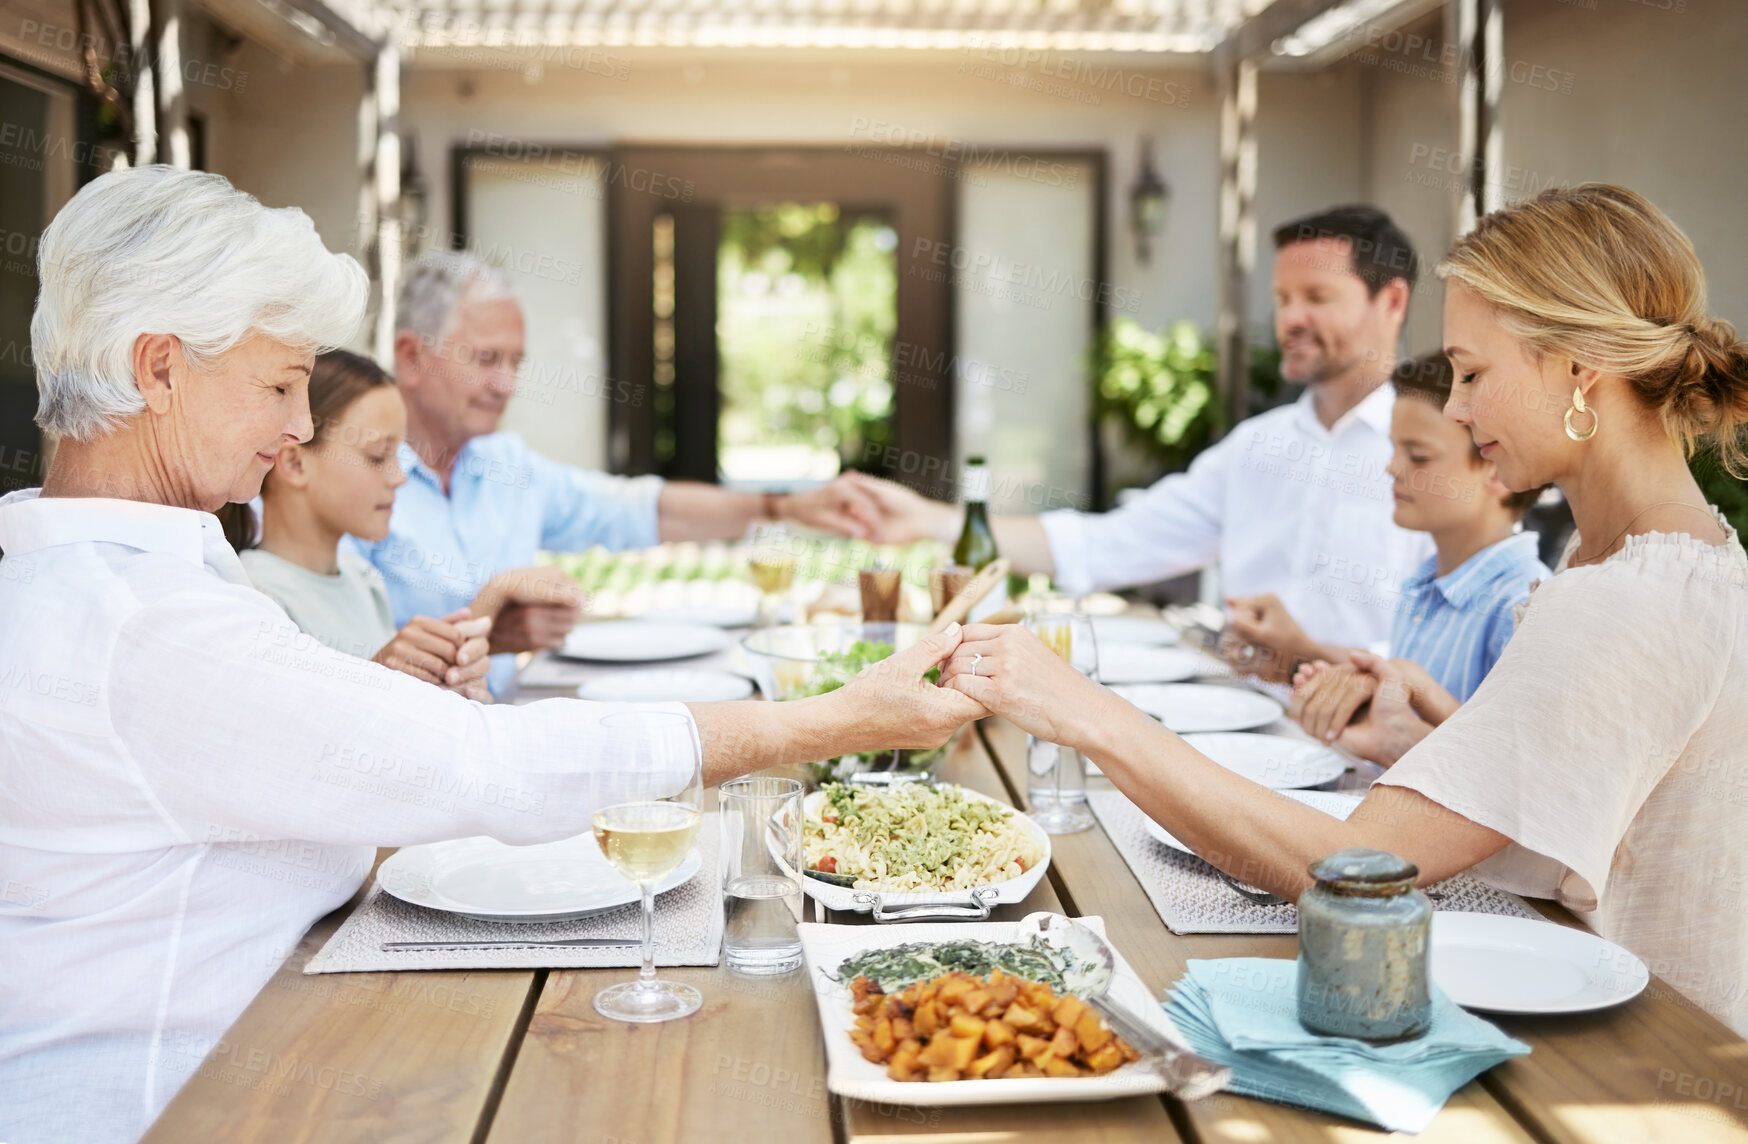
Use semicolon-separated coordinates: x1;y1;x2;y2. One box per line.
747;521;796;629
591;712;705;1023
718;777;805;975
1025;601;1099;834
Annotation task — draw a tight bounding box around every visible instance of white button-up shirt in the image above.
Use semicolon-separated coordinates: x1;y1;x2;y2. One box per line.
1040;385;1434;649
0;489;699;1144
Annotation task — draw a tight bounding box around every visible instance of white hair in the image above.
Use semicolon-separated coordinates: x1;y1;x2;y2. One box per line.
32;165;368;442
395;251;519;344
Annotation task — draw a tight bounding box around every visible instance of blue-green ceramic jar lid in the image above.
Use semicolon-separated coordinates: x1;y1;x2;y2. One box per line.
1307;848;1419;894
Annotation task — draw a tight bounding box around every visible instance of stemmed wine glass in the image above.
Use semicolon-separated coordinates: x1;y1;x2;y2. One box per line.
746;520;796;629
591;711;705;1023
1024;596;1099;834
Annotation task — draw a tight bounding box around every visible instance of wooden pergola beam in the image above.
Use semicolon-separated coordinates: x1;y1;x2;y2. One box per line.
1207;0;1345;432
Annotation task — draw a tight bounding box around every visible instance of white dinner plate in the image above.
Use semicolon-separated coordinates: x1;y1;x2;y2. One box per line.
799;916;1196;1106
378;833;703;923
1430;912;1649;1015
1142;789;1363;854
799;786;1050;914
1095;644;1205;684
1112;683;1283;733
636;604;758;629
576;669;754;703
1090;615;1183;647
559;621;731;662
1179;732;1347;789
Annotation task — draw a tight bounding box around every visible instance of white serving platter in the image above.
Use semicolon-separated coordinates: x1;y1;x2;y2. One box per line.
798;915;1192;1106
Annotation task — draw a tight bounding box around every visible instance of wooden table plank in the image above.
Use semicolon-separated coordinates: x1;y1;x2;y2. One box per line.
143;850;540;1144
978;718;1536;1144
982;717;1748;1144
484;727;1187;1144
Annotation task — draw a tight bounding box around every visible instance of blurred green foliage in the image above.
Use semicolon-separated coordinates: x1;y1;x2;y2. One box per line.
717;204;899;474
1094;318;1288;475
1691;452;1748;541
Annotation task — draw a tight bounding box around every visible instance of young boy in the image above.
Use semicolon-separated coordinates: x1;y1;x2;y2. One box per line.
1224;351;1550;749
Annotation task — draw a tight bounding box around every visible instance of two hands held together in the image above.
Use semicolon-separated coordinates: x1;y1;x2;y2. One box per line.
1288;653;1458;766
373;565;586;701
840;621;1122;755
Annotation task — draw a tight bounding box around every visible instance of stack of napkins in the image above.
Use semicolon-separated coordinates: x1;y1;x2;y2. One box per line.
1164;958;1530;1133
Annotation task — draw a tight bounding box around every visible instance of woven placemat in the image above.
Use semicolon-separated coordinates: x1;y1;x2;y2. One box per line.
305;818;724;974
1088;789;1539;935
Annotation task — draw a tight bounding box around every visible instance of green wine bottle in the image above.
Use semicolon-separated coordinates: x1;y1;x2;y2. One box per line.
953;455;999;570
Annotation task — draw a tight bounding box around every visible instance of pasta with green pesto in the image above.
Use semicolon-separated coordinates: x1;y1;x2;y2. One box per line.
804;783;1043;892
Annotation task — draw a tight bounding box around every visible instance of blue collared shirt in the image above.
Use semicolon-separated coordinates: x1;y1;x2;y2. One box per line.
346;433;665;692
1389;531;1549;702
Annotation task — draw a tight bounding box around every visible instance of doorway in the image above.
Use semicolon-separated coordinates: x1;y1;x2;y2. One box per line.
609;147;956;486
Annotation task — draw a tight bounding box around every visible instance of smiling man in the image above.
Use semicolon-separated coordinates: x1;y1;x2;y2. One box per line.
349;252;887;693
858;205;1434;657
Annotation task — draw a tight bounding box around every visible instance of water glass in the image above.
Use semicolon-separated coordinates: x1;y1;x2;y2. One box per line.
718;777;805;975
1024;606;1099;834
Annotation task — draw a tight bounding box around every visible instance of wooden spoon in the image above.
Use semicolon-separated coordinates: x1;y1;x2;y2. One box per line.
926;557;1011;635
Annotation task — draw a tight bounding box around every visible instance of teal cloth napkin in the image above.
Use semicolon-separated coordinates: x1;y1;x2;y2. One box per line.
1164;958;1530;1133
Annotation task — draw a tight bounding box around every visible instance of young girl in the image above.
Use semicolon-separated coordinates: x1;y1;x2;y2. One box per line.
221;351;492;698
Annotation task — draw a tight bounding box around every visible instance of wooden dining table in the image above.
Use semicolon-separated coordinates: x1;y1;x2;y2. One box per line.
143;671;1748;1143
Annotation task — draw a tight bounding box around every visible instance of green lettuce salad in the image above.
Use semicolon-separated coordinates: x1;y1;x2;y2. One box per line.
799;641;944;782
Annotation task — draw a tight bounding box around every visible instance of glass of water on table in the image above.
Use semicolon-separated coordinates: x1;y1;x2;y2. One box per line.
1025;597;1099;834
718;777;805;974
591;712;705;1023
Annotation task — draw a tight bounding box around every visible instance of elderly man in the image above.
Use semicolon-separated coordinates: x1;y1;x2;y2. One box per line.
347;253;886;692
861;205;1435;671
0;166;981;1144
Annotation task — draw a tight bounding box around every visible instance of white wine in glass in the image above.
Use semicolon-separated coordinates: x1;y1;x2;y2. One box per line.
747;521;796;628
591;712;705;1024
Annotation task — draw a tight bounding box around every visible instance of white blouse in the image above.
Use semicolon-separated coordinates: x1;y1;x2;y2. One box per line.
1378;509;1748;1034
0;490;700;1144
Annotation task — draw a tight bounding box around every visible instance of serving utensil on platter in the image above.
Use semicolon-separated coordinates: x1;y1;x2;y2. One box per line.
1028;912;1231;1099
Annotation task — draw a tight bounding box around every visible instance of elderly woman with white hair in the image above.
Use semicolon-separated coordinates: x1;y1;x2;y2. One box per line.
0;166;984;1144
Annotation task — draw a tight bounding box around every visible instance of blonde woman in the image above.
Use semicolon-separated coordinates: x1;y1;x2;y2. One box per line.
942;184;1748;1034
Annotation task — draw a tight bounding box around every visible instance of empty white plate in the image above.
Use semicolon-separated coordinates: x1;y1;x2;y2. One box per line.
1091;615;1183;647
577;669;754;703
1096;644;1205;684
1113;683;1283;733
1142;788;1362;854
379;834;703;922
1180;732;1347;789
560;621;730;662
1431;912;1649;1015
636;605;758;629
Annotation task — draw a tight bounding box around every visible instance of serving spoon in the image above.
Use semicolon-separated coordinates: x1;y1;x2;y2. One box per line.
1027;911;1231;1099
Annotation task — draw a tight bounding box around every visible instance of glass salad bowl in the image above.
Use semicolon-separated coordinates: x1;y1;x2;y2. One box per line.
741;622;955;786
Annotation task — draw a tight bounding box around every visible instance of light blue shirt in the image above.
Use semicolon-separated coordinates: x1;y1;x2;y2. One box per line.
346;433;664;692
1389;531;1550;702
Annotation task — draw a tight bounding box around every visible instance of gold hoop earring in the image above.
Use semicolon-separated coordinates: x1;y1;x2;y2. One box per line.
1564;386;1598;442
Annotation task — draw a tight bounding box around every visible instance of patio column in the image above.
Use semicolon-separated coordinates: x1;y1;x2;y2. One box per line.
370;43;402;363
1215;54;1258;431
1450;0;1503;235
154;0;190;167
128;0;154;164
